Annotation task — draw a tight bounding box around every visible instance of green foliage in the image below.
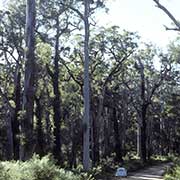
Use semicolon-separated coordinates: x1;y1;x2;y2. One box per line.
165;166;180;180
0;155;82;180
165;156;180;180
71;164;102;180
0;163;10;180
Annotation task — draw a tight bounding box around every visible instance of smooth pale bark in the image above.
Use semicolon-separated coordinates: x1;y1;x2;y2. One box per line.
83;0;90;171
21;0;36;160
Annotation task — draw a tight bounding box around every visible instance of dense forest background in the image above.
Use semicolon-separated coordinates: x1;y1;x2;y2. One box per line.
0;0;180;174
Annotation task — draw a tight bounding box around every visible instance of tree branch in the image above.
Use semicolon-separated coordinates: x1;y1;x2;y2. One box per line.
153;0;180;31
46;64;54;79
60;57;83;87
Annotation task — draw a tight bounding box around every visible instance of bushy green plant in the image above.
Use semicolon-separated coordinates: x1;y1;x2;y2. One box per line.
0;155;82;180
0;163;10;180
165;166;180;180
72;164;102;180
164;156;180;180
165;174;176;180
82;166;102;180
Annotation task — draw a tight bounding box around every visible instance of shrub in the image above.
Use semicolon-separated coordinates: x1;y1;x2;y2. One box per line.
165;156;180;180
0;155;82;180
72;164;102;180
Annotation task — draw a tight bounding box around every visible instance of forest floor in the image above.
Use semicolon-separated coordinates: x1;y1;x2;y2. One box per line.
103;162;173;180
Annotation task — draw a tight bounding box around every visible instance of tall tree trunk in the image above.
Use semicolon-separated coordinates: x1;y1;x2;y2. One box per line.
137;113;142;158
35;96;44;157
103;109;111;158
147;116;152;160
12;68;21;160
112;108;123;163
83;0;90;171
52;17;62;164
69;121;78;168
159;117;165;155
90;98;100;166
121;90;128;156
92;109;100;165
45;110;52;152
0;90;14;160
140;105;147;163
138;59;147;163
21;0;36;160
137;122;141;157
92;87;106;165
6;110;14;160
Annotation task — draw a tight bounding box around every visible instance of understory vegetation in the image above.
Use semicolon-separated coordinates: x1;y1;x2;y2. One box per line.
0;155;87;180
0;154;172;180
165;157;180;180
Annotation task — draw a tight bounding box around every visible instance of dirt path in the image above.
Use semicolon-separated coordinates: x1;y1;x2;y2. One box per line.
111;162;173;180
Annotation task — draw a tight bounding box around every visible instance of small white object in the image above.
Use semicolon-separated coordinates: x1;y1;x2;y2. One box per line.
115;167;127;177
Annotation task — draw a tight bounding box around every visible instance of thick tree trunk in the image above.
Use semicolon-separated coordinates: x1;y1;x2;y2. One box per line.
70;140;77;168
92;88;106;164
91;101;100;166
53;91;62;164
12;69;21;160
103;116;109;158
0;91;14;160
83;0;90;171
69;122;78;168
140;105;147;163
21;0;36;160
121;91;128;156
137;123;141;157
92;113;100;165
52;17;62;164
159;117;165;155
6;111;14;160
45;110;52;152
147;117;152;160
138;59;147;163
35;97;44;157
112;108;123;163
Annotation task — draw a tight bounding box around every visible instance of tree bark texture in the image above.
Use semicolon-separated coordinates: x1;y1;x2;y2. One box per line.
112;108;123;163
83;0;90;171
21;0;36;160
12;68;21;160
52;16;62;164
35;97;44;157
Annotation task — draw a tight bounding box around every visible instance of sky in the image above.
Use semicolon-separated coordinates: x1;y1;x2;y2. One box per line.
0;0;180;49
96;0;180;49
